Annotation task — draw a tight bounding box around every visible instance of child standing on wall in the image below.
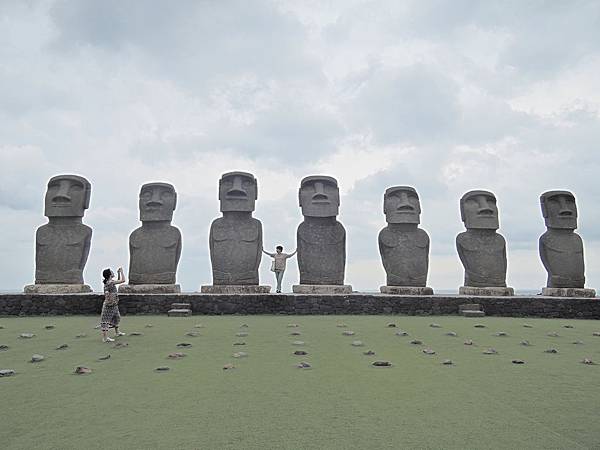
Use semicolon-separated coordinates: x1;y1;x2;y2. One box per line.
100;267;126;342
262;246;297;293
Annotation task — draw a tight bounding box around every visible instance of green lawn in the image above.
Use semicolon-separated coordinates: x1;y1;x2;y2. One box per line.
1;315;599;450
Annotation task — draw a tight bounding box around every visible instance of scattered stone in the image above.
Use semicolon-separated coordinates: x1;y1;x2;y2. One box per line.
31;354;45;363
523;324;533;328
342;331;355;336
395;331;409;336
194;324;204;328
363;350;376;356
297;361;311;369
113;342;128;349
464;340;473;346
494;332;508;337
544;348;558;354
293;350;308;356
547;332;559;337
386;323;397;328
445;331;457;337
336;323;347;328
185;331;200;337
240;324;248;328
292;341;305;346
19;333;35;339
371;361;392;367
223;363;235;370
562;324;574;329
409;339;423;345
287;324;300;328
74;366;91;375
75;333;86;338
232;352;248;358
155;366;170;372
520;340;531;346
98;354;111;361
0;325;3;329
290;331;302;336
168;352;186;359
351;340;364;347
129;332;143;336
512;359;525;364
233;342;246;346
0;345;9;351
592;332;600;337
572;340;584;345
236;332;248;337
56;344;69;350
176;343;192;348
581;358;595;365
442;359;454;365
144;324;153;328
429;323;441;328
422;348;436;355
483;348;498;355
0;369;15;377
474;324;486;328
44;324;55;330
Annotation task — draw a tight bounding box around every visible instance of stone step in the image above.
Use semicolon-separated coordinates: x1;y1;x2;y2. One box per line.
462;310;485;318
459;303;482;312
171;303;191;309
168;309;192;317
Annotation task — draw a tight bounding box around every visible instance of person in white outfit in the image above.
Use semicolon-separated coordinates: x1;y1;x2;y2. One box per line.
262;246;297;293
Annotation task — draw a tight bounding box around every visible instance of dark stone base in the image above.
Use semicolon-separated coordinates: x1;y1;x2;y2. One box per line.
0;293;598;318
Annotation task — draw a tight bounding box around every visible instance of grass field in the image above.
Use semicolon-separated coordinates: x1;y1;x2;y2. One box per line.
1;315;600;450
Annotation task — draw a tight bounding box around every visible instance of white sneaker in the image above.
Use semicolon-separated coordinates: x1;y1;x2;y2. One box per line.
103;337;114;343
116;332;126;337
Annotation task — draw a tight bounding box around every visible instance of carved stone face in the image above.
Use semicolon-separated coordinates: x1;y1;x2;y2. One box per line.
299;175;340;218
384;186;421;224
139;182;177;222
219;171;257;212
460;190;499;230
540;190;577;229
44;174;91;218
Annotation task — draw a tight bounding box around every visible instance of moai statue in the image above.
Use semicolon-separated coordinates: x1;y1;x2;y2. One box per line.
539;191;595;297
201;171;270;293
24;174;93;293
119;182;182;293
292;175;352;294
378;186;433;295
456;190;514;296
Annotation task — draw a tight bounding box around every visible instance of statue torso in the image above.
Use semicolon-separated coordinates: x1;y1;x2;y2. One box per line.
456;231;507;287
297;219;345;285
379;227;429;286
539;230;584;287
129;225;181;284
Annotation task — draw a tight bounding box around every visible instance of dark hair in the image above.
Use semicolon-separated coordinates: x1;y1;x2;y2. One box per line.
102;268;113;283
276;246;283;251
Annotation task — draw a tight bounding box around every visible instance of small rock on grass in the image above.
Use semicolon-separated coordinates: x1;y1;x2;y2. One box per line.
287;323;300;328
371;361;392;367
290;331;301;336
232;352;248;358
581;358;596;365
547;332;560;337
442;359;454;365
363;350;375;356
292;341;305;346
145;324;153;328
483;348;498;355
56;344;68;350
19;333;35;339
562;324;574;329
168;352;186;359
223;363;235;370
429;323;441;328
194;324;204;328
422;348;435;355
386;323;397;328
113;342;128;348
520;340;531;346
31;354;45;363
512;359;525;364
395;331;409;336
129;332;143;336
474;324;486;328
294;350;308;356
409;339;423;345
0;325;4;329
544;348;558;354
236;332;248;337
494;332;508;337
75;333;87;338
0;369;15;377
74;366;92;375
351;340;364;347
572;340;584;345
445;331;457;337
464;340;473;346
336;323;347;328
98;354;111;361
155;366;170;372
296;361;311;369
0;345;9;351
44;324;55;330
523;323;533;328
592;332;600;337
342;331;355;336
176;343;192;348
233;342;246;346
240;324;248;328
185;331;200;337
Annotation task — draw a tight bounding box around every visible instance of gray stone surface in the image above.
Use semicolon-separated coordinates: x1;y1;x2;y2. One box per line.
207;172;263;286
168;309;191;317
458;303;482;312
539;191;588;289
462;310;485;317
459;286;514;296
119;284;181;294
542;287;596;298
379;186;432;291
28;175;92;291
380;286;434;295
24;284;92;294
456;190;510;289
296;175;349;287
201;285;271;294
127;182;182;289
292;284;352;294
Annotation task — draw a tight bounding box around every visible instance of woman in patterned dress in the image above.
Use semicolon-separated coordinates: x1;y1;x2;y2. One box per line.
100;267;126;342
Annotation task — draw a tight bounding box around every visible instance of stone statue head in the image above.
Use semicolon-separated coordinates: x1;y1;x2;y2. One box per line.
139;182;177;222
460;190;499;230
299;175;340;218
540;190;577;230
384;186;421;224
219;171;257;213
44;174;91;218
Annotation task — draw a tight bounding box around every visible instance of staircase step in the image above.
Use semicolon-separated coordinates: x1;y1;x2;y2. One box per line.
168;309;192;317
462;310;485;318
171;303;191;309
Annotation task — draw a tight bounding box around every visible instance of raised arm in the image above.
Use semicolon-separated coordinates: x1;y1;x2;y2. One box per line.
115;267;126;285
286;249;297;258
262;248;275;257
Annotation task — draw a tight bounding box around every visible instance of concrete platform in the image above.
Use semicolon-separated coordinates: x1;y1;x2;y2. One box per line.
292;285;353;294
200;285;271;294
119;284;181;294
459;286;514;296
542;287;596;298
23;284;92;294
380;286;434;295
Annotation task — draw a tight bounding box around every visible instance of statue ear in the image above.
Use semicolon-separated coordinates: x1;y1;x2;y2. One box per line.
172;191;177;210
218;178;222;201
254;179;258;200
83;181;91;209
540;198;548;218
459;198;465;222
298;188;302;207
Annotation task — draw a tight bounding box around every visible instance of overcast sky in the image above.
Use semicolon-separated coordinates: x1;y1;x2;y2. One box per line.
1;0;599;293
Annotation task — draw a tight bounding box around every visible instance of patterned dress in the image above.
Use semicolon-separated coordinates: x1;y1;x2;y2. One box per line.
100;280;121;331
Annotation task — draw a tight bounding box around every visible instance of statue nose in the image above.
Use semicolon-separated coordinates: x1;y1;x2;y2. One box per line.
52;181;72;203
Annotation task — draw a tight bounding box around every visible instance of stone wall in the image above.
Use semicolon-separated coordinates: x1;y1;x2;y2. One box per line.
0;293;598;318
